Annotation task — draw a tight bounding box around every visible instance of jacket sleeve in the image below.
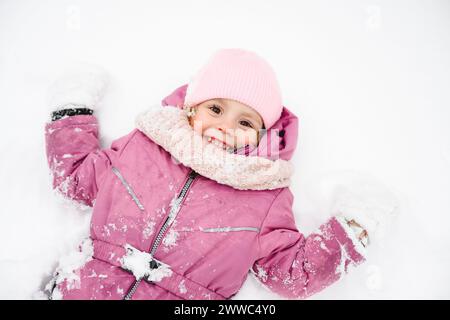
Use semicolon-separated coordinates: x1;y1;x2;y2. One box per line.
252;187;366;299
45;114;131;207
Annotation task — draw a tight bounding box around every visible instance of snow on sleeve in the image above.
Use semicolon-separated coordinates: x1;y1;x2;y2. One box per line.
44;237;94;299
334;216;368;258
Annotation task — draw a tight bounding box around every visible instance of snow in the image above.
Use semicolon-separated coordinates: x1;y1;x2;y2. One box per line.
178;280;187;294
120;244;172;282
44;237;94;298
1;0;450;300
162;229;179;250
142;220;156;240
254;264;268;283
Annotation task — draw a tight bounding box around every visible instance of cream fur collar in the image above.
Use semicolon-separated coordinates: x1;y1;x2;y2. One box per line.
135;105;293;190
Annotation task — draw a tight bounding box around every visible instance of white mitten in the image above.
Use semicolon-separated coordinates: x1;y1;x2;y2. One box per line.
47;62;110;112
305;171;400;245
330;175;399;244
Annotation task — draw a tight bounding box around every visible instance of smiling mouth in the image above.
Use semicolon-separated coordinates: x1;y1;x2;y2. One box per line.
206;136;234;151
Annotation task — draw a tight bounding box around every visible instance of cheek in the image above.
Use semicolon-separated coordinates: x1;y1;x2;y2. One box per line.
235;130;259;147
189;112;211;135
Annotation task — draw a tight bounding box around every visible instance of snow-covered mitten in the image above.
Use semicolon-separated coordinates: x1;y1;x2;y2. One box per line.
330;174;400;245
46;62;109;119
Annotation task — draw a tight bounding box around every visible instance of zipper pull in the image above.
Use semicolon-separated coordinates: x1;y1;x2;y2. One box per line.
189;170;198;178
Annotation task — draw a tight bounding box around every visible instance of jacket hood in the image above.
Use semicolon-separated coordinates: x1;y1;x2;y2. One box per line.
161;84;299;161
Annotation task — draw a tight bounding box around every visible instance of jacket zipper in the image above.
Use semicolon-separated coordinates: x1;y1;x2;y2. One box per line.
123;169;198;300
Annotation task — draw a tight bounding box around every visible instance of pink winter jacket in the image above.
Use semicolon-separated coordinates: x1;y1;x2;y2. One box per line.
44;84;365;300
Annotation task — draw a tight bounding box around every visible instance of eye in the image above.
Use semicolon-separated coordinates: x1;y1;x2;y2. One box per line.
239;120;254;128
209;104;221;114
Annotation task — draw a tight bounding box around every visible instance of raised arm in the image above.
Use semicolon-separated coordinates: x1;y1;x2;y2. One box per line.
252;188;366;299
45;64;113;206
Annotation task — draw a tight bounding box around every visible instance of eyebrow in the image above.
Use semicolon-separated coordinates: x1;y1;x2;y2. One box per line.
214;99;263;127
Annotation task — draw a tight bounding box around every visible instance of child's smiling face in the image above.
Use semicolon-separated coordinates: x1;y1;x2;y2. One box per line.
188;98;264;150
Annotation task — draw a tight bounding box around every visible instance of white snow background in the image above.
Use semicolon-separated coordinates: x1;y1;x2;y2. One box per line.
0;0;449;299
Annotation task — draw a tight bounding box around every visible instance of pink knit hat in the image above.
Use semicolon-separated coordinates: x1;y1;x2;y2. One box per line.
184;48;283;129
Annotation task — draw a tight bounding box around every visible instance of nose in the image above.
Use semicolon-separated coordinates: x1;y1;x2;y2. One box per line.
217;120;235;132
216;118;236;139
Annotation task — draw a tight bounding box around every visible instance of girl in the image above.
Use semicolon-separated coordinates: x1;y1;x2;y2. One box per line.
44;49;394;300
